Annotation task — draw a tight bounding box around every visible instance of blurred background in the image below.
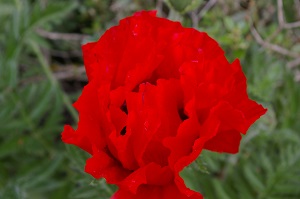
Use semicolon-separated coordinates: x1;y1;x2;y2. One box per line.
0;0;300;198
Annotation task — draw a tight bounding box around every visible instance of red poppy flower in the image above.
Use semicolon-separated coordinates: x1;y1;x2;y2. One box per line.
62;10;267;199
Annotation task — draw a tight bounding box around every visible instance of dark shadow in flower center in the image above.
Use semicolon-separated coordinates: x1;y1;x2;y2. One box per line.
132;84;140;93
178;108;188;121
120;126;126;136
120;101;128;136
120;101;128;114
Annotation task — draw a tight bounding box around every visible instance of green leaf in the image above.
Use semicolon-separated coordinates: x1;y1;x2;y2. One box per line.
183;0;204;13
29;2;78;31
224;17;235;30
29;83;54;121
0;184;25;199
243;165;265;192
212;179;231;199
19;155;64;189
0;137;22;159
167;0;193;12
0;3;14;17
66;145;89;170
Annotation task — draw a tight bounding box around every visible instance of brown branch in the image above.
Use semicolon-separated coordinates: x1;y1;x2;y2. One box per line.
189;0;217;28
20;66;87;85
156;0;164;17
250;24;300;58
198;0;217;20
54;66;86;80
295;70;300;82
36;29;89;41
277;0;300;29
283;21;300;29
189;11;199;28
277;0;285;27
288;58;300;68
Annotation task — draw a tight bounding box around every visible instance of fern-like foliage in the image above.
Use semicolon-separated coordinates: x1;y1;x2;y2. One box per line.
0;0;79;198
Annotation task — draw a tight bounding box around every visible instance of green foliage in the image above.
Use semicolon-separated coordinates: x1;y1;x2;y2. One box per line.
0;0;80;198
1;0;300;198
167;0;203;13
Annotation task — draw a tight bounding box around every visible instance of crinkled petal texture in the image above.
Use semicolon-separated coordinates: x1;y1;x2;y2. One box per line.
62;10;267;199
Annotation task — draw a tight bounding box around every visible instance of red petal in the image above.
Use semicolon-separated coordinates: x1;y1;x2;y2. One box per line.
117;163;173;194
204;129;242;153
62;81;107;154
164;104;220;172
112;183;203;199
61;125;92;154
85;150;130;184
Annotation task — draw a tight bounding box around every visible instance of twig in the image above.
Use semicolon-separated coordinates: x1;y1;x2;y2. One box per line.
20;66;87;85
295;70;300;82
54;66;86;80
198;0;217;20
251;0;300;83
156;0;164;17
189;0;218;28
250;24;300;58
283;21;300;29
36;28;89;41
189;11;199;28
288;58;300;68
277;0;300;29
277;0;285;27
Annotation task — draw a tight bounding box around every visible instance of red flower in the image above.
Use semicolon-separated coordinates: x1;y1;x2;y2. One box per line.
62;10;267;199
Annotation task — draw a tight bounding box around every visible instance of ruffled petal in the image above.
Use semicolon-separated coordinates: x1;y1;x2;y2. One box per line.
204;129;242;153
112;182;203;199
165;105;220;172
85;150;131;184
117;163;173;194
61;81;107;154
61;125;92;154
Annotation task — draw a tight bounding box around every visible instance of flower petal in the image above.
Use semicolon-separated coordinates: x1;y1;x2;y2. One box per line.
85;150;130;184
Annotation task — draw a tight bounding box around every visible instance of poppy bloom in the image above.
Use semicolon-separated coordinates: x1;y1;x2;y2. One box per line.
62;10;267;199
